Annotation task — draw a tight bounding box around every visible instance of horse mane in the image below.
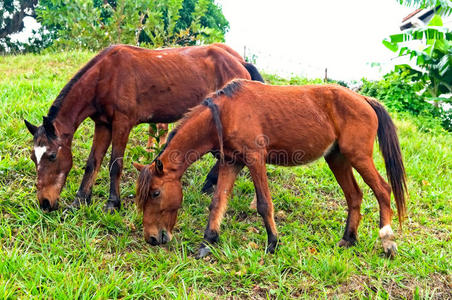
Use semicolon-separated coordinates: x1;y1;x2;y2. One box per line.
137;104;205;209
152;80;244;162
152;104;208;160
46;45;116;121
136;165;152;211
214;79;244;98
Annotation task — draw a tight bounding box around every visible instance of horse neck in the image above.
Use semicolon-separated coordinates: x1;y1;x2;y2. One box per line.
160;110;216;179
52;69;99;146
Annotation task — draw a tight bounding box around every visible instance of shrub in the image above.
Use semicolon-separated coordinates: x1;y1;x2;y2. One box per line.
361;72;450;132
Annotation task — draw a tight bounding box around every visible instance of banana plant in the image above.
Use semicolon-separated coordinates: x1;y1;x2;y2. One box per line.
383;13;452;105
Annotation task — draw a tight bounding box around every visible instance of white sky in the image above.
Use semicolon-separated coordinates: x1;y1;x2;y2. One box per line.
217;0;414;81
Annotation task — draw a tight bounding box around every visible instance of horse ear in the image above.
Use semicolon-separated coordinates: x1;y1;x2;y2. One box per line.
155;159;164;175
42;116;56;139
24;119;38;135
132;162;144;172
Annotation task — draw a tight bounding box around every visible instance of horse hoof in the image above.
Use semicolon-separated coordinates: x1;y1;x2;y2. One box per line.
265;239;278;254
382;239;398;258
196;245;211;259
103;201;120;214
266;244;276;254
337;239;353;248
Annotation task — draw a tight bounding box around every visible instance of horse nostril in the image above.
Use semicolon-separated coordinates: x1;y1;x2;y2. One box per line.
160;230;169;244
41;198;51;211
147;236;159;246
40;199;59;212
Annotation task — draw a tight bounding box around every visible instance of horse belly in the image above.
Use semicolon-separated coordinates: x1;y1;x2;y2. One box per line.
264;124;336;166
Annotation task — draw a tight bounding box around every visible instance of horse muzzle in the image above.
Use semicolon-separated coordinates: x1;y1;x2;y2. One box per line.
146;229;171;246
40;198;59;212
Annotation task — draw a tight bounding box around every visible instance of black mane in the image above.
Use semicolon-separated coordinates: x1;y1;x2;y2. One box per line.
152;129;178;163
215;80;243;98
46;45;116;121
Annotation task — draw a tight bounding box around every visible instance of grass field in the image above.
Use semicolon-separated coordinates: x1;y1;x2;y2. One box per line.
0;51;451;299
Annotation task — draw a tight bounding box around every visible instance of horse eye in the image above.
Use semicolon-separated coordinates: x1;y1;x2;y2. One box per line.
48;153;57;161
152;190;160;198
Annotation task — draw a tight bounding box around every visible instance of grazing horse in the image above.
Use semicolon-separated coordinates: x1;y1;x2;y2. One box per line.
24;44;263;212
133;79;407;258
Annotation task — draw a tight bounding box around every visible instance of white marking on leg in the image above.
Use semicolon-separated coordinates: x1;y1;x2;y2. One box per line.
379;225;394;238
34;146;47;164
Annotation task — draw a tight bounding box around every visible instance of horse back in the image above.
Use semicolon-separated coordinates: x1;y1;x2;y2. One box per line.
94;45;251;124
216;81;377;165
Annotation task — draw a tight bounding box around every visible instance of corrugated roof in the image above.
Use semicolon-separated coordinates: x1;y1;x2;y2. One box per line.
402;8;423;22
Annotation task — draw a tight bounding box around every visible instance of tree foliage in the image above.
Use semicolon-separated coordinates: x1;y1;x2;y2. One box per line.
383;3;452;103
0;0;38;53
1;0;229;53
398;0;452;15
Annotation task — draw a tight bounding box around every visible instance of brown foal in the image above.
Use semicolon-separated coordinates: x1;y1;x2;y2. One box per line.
24;44;263;212
134;80;407;258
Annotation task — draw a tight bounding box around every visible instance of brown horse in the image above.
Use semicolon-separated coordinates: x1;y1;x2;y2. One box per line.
133;79;407;258
24;44;263;212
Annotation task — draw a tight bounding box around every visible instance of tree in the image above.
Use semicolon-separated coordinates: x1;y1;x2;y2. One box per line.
383;1;452;105
1;0;229;53
0;0;38;53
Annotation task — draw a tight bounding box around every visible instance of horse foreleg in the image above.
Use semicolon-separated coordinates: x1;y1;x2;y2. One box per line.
247;156;278;254
71;123;112;209
104;119;131;213
197;162;243;258
325;150;363;247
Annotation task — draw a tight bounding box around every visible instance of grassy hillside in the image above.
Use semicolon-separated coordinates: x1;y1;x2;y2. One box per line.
0;51;451;299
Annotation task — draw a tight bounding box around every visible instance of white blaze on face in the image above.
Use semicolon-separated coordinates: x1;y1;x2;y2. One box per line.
379;225;394;238
34;146;47;164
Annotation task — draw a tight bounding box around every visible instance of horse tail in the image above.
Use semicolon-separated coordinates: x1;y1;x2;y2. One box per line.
203;98;224;162
365;97;407;226
243;62;264;83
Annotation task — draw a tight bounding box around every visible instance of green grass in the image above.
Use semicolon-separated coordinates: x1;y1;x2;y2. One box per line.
0;51;451;299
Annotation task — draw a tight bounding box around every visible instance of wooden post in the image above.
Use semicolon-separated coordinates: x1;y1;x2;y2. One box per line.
324;68;328;83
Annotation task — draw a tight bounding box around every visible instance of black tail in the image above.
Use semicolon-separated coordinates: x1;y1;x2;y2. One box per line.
203;98;224;162
243;62;264;83
366;97;407;226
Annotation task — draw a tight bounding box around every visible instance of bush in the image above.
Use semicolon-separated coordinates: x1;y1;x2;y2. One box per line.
361;72;450;132
262;73;323;86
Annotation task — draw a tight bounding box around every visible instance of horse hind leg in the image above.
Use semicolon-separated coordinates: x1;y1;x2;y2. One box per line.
157;123;169;145
325;149;363;247
146;123;156;151
346;154;397;257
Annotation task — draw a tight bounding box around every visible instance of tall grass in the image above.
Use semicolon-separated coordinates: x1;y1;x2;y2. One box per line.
0;51;450;298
